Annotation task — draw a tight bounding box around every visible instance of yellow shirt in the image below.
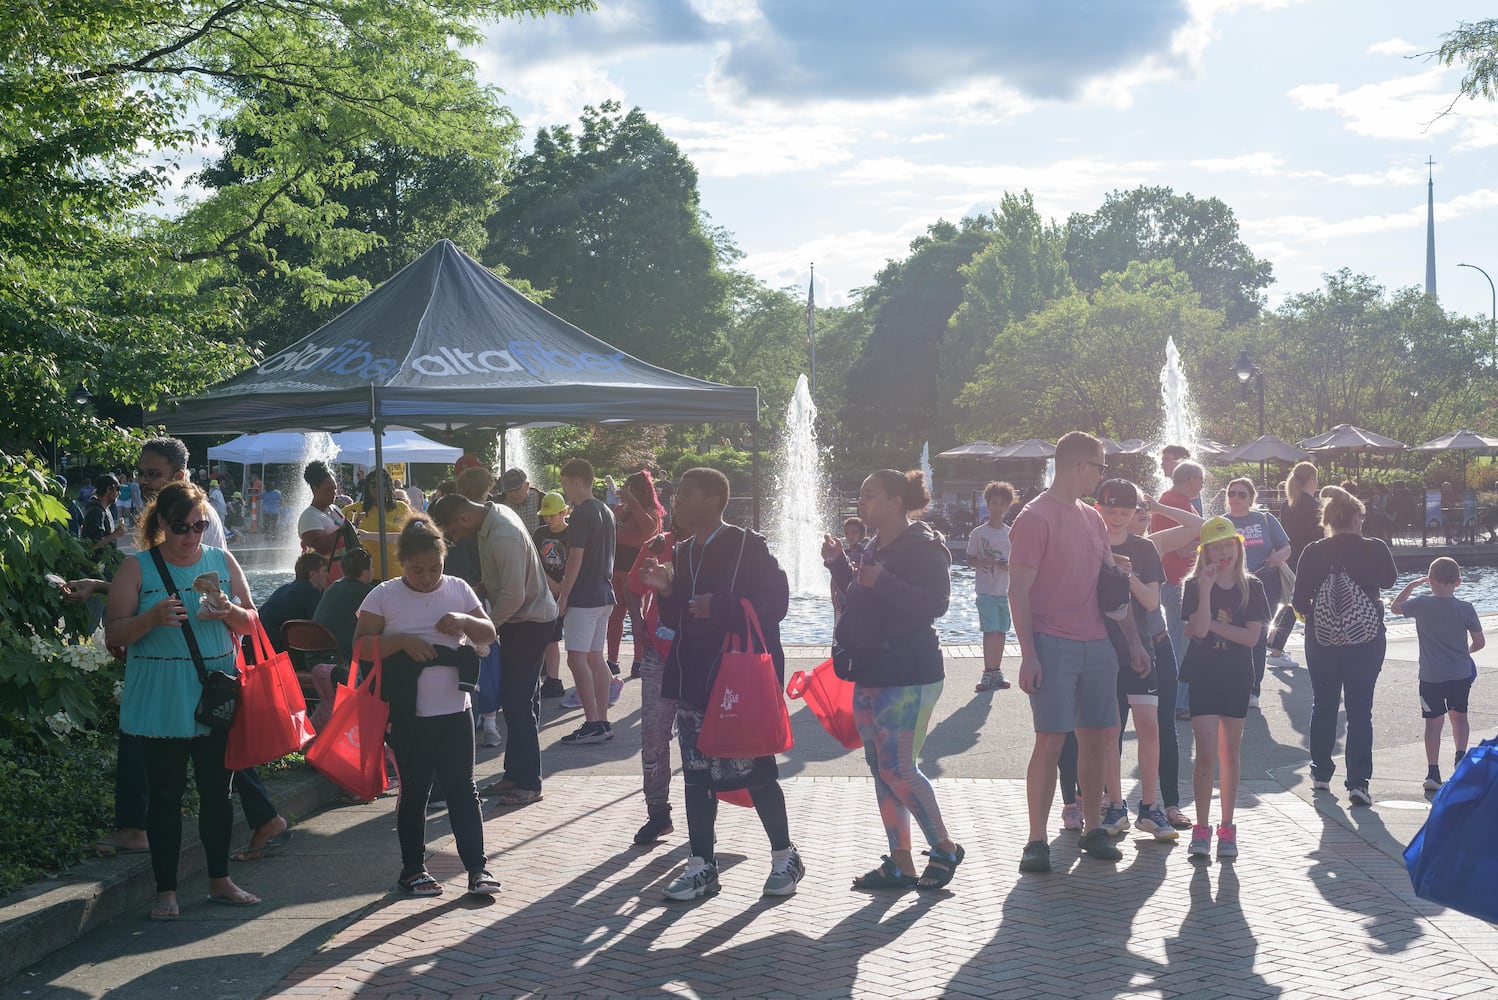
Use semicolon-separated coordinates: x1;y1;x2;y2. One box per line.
342;501;413;580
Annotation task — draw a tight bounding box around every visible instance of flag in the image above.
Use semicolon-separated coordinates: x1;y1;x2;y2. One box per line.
806;277;815;346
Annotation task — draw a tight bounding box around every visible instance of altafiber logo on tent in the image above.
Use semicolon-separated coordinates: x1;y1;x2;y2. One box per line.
258;338;635;380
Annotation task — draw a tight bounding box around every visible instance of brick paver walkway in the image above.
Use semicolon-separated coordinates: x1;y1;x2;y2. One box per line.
271;776;1497;999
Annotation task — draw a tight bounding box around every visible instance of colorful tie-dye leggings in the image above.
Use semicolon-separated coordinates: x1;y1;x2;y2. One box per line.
852;680;949;852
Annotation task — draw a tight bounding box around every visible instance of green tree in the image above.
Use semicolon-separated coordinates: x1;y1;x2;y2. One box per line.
1259;270;1490;445
1437;19;1498;101
841;217;995;455
1064;186;1273;325
485;102;729;375
0;0;587;455
720;272;812;430
946;192;1072;433
958;260;1226;441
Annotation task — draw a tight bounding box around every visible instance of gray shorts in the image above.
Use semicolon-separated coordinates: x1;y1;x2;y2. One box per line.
1029;632;1121;733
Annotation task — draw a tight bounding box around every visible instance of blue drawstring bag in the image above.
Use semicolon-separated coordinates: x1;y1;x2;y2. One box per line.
472;643;502;715
1404;734;1498;922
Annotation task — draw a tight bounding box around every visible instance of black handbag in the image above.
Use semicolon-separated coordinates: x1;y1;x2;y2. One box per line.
149;546;240;730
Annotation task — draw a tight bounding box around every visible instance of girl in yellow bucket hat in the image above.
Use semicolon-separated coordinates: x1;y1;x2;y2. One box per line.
1179;515;1269;861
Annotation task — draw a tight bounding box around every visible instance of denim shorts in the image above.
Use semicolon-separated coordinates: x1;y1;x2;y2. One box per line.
1029;632;1121;733
976;594;1012;635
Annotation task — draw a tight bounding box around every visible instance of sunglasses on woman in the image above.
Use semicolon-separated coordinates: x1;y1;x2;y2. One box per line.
170;520;210;535
1227;491;1251;499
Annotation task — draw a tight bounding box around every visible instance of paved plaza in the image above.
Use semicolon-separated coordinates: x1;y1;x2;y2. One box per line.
3;629;1497;999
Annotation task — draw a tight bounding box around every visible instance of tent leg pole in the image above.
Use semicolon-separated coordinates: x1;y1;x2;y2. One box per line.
751;418;761;532
499;426;506;471
374;424;388;580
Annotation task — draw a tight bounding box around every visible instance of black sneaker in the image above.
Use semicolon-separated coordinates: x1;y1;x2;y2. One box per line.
539;677;565;699
1080;828;1122;861
560;722;610;745
634;808;674;845
1019;840;1051;873
630;660;643;679
608;660;621;676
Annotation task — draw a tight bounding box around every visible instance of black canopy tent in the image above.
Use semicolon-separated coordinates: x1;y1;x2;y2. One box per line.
150;240;761;575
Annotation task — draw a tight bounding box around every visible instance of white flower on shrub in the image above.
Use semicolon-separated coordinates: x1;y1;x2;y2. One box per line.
46;710;79;737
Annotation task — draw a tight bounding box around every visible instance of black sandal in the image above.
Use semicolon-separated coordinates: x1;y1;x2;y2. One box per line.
917;844;965;890
397;870;443;896
851;855;917;890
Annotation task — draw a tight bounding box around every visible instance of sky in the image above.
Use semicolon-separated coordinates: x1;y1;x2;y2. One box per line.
475;0;1498;327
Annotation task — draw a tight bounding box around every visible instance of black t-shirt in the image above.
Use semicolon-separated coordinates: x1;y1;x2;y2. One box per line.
532;524;569;585
1181;576;1270;675
1291;533;1397;628
81;498;116;546
1105;533;1165;664
565;497;616;607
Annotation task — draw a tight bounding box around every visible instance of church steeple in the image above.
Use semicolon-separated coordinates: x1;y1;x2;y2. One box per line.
1426;156;1437;299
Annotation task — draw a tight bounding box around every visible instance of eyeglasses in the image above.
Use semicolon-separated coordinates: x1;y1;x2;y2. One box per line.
1081;460;1108;473
1227;491;1251;499
170;520;210;535
135;468;168;481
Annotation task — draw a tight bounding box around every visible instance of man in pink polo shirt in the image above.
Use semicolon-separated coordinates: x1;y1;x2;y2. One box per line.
1011;432;1150;874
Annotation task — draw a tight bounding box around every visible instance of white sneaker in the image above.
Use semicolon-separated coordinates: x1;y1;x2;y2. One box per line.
481;722;502;748
1248;694;1260;709
664;857;720;900
1266;651;1298;668
1423;776;1443;791
763;845;804;897
559;689;582;710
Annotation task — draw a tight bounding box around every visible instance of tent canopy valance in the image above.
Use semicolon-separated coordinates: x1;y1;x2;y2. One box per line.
150;239;759;434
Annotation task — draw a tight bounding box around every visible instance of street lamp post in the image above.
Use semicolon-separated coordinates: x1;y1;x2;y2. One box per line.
1457;262;1497;366
1233;350;1266;487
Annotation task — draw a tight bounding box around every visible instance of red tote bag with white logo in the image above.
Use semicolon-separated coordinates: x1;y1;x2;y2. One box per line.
305;638;389;800
696;600;793;760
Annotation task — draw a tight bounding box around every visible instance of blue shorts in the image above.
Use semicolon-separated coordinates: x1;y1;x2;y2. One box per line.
1029;632;1120;733
976;594;1012;635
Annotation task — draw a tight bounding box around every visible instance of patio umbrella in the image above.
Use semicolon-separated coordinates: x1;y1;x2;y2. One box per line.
1114;438;1152;455
1195;438;1231;457
995;438;1056;459
1297;424;1406;452
1412;429;1498;452
1216;434;1312;465
934;441;1006;460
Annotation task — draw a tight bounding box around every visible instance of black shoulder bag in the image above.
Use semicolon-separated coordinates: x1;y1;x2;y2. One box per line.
149;546;240;730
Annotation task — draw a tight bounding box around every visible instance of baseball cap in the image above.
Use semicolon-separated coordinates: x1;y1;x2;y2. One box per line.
1198;515;1242;548
538;491;568;516
1096;478;1139;509
93;473;120;493
499;468;527;492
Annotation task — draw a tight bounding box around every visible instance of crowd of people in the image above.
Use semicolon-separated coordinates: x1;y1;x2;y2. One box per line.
63;429;1488;917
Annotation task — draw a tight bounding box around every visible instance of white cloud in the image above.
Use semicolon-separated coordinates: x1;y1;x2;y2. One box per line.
480;54;626;128
833;156;1165;217
654;114;858;177
1191;152;1286;175
1288;68;1498;149
741;219;935;306
1247;188;1498;243
1368;37;1421;56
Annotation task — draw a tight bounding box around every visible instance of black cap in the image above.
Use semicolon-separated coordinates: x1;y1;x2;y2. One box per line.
1096;478;1140;509
499;468;527;492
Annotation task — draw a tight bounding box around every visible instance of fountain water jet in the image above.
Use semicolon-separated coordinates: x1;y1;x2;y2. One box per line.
770;374;831;597
1157;337;1201;494
503;428;530;483
271;432;339;571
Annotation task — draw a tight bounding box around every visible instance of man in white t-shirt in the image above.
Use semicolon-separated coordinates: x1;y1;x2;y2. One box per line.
968;480;1016;693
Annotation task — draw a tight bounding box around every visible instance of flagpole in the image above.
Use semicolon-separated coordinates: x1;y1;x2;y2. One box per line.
807;263;816;398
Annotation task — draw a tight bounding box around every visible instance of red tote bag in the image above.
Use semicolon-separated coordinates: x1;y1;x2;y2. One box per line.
225;617;317;770
696;600;794;760
305;638;390;800
786;657;862;750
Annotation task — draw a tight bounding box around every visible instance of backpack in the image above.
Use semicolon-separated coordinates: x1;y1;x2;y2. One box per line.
1311;560;1381;646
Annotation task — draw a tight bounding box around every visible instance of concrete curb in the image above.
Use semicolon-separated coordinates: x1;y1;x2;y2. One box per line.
0;764;344;982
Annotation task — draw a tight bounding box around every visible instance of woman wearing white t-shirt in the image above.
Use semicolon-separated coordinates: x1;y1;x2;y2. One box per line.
354;516;499;897
298;460;352;582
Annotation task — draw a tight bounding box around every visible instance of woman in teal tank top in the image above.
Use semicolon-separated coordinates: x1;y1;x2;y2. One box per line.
105;481;260;920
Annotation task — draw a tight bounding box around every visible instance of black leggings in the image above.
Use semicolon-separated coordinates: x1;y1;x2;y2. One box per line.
389;709;486;876
684;780;792;865
141;729;234;892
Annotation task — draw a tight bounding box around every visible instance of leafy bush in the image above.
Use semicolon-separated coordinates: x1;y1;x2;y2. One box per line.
671;446;755;495
0;726;116;896
0;451;124;737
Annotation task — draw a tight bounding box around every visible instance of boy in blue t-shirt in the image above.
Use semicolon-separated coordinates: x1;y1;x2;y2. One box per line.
1391;557;1486;790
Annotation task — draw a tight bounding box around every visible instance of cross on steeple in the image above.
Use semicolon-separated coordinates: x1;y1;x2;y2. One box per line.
1427;156;1436;181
